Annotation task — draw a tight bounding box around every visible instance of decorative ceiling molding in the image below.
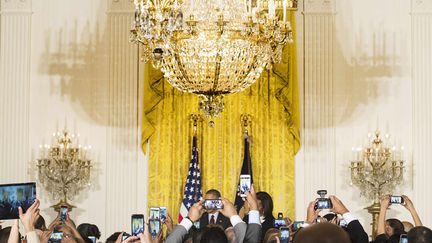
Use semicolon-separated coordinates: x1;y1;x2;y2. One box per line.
106;0;134;14
304;0;336;14
0;0;31;13
411;0;432;14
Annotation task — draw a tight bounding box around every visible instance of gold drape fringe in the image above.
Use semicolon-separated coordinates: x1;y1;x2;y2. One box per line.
141;12;299;222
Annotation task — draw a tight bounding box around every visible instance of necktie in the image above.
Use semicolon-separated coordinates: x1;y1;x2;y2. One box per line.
210;215;215;224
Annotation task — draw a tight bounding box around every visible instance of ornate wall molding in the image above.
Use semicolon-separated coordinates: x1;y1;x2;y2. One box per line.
297;0;336;217
0;0;31;13
104;0;143;234
106;0;134;14
0;0;32;183
304;0;336;14
411;0;432;14
411;0;432;225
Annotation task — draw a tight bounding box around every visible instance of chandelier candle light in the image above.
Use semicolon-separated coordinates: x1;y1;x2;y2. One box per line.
36;129;92;211
130;0;296;118
350;131;404;239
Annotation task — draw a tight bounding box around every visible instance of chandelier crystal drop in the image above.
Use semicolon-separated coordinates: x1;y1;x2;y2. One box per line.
130;0;296;117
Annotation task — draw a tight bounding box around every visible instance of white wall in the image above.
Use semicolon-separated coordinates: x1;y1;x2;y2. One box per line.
295;0;432;236
1;0;432;239
0;0;147;239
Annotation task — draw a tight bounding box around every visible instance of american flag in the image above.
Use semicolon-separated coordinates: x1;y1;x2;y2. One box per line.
178;135;203;223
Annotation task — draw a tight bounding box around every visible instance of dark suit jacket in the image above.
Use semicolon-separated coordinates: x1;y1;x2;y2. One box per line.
199;212;232;230
344;220;369;243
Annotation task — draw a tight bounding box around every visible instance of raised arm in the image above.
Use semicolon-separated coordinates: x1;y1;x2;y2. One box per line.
377;195;390;236
402;195;423;226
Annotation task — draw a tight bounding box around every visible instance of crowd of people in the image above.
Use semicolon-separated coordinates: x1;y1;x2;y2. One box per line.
0;185;431;243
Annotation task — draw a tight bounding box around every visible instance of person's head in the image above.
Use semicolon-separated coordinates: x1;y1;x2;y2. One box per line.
205;189;221;213
200;226;228;243
77;223;101;240
192;227;204;243
256;191;273;218
402;221;414;233
323;213;339;225
385;218;405;237
408;226;432;243
263;228;279;243
293;223;350;243
388;234;402;243
105;232;121;243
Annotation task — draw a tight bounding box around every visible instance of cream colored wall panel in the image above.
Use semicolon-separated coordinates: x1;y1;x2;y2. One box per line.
0;0;32;184
105;0;145;236
411;0;432;227
296;0;336;220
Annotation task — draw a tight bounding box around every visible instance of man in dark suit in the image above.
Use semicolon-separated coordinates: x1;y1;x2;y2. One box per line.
198;189;231;230
166;188;261;243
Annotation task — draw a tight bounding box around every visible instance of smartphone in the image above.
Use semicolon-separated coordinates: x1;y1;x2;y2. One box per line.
88;236;96;243
292;221;304;231
239;174;251;197
279;227;290;243
48;232;63;243
399;234;408;243
0;182;36;220
390;196;404;204
149;207;160;220
60;206;68;221
274;212;286;228
159;206;167;221
121;233;130;242
203;199;224;210
314;198;333;210
274;218;286;228
149;219;161;239
131;214;144;236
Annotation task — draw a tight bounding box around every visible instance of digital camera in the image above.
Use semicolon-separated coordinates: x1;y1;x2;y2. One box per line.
314;190;333;210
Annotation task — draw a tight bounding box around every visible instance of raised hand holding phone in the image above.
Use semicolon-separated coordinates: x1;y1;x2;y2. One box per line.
239;175;251;197
131;214;145;236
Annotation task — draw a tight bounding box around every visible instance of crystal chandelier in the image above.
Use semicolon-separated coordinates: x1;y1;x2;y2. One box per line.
350;130;404;238
36;129;92;211
130;0;296;117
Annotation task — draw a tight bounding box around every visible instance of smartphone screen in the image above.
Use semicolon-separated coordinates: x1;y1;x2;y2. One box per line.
60;207;68;221
292;221;304;231
279;227;290;243
0;182;36;220
131;214;144;236
159;207;167;221
274;218;286;228
203;199;223;210
239;174;251;197
315;198;332;209
399;234;408;243
88;236;96;243
149;219;161;239
149;208;160;220
390;196;404;204
48;232;63;243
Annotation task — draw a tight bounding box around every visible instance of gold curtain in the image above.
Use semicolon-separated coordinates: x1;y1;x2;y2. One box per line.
141;12;299;222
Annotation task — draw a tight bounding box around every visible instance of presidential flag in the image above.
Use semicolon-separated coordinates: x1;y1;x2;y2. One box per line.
178;135;203;223
234;134;254;212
